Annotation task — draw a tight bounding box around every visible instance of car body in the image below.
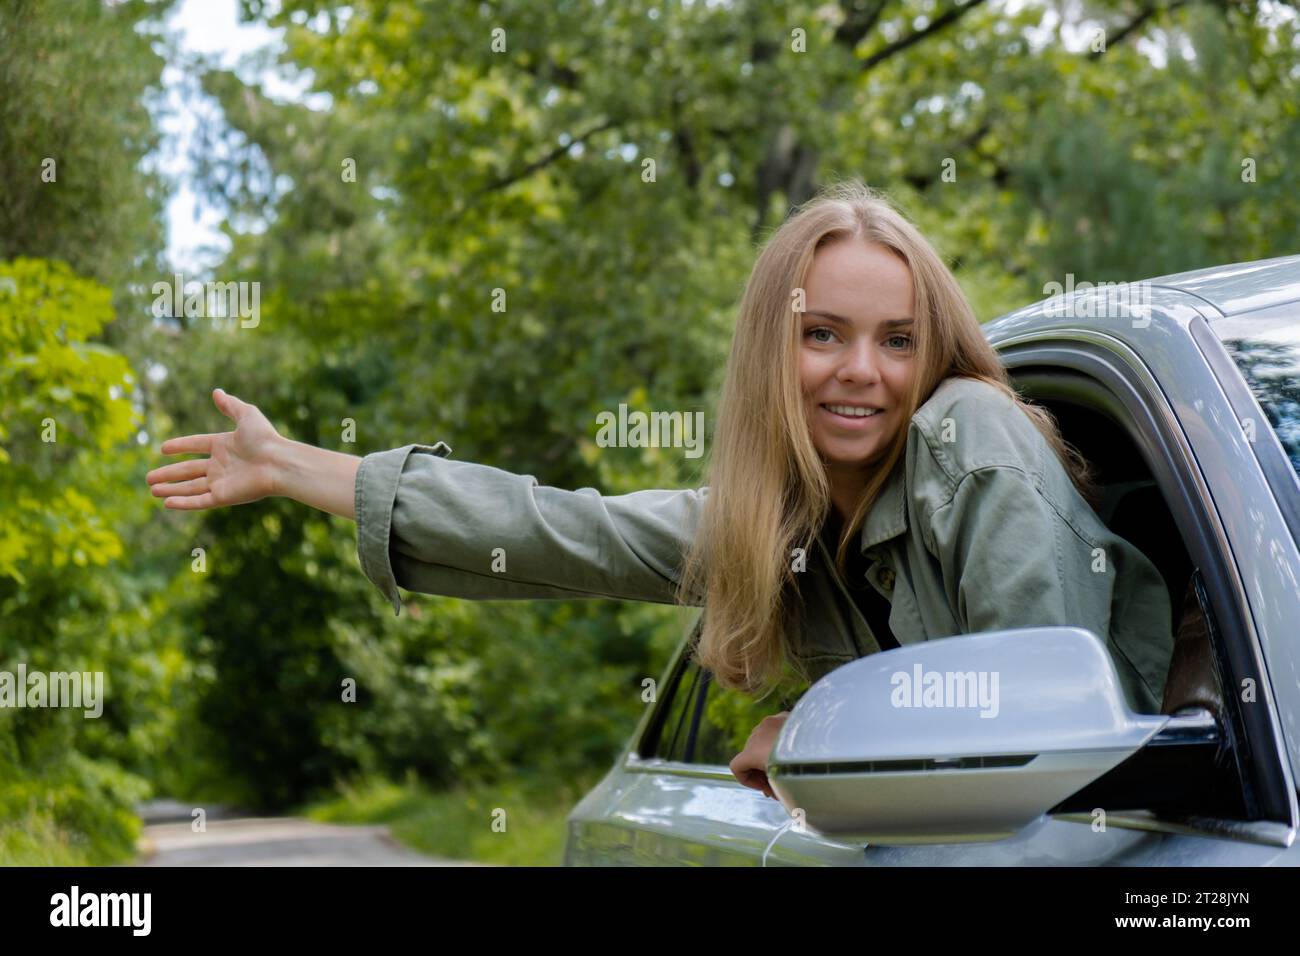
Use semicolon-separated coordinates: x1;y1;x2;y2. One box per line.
565;254;1300;865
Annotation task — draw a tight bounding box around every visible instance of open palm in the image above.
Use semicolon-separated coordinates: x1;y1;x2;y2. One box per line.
146;389;283;510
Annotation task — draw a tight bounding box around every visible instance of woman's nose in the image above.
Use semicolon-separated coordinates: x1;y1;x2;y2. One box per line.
835;343;881;385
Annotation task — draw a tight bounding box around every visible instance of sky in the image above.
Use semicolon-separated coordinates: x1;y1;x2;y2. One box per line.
154;0;302;274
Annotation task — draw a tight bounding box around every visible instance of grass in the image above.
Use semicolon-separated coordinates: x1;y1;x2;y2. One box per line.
299;768;608;866
0;809;120;866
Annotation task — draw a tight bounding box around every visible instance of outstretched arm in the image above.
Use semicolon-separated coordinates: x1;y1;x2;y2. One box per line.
148;390;708;615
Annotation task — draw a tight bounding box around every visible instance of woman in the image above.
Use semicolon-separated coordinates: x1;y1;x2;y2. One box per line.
145;181;1174;801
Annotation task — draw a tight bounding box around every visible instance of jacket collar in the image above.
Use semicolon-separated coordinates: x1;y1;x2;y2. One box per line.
858;454;908;553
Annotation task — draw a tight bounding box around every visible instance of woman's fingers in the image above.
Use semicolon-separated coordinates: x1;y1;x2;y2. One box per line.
150;392;261;512
146;458;207;486
160;433;223;455
730;752;764;789
150;476;209;498
729;711;790;799
735;767;774;798
213;388;248;422
164;492;216;510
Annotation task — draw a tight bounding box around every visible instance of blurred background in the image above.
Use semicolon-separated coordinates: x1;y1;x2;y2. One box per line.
1;0;1297;865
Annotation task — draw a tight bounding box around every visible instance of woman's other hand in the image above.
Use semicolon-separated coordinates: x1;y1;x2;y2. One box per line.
729;711;791;798
146;388;283;510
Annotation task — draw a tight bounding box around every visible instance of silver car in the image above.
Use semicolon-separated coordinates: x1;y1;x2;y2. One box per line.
565;255;1300;866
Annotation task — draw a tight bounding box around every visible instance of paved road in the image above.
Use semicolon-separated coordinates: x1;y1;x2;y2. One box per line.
136;816;481;866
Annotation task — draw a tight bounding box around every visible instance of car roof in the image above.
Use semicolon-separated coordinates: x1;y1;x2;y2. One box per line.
1144;254;1300;317
983;253;1300;348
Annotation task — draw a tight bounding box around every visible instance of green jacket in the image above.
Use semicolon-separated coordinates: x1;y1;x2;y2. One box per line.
355;376;1174;713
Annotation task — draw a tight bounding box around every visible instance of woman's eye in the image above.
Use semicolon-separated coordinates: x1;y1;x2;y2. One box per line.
805;327;835;344
886;334;913;350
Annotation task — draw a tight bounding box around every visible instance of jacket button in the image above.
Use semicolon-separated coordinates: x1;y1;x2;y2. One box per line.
878;568;895;592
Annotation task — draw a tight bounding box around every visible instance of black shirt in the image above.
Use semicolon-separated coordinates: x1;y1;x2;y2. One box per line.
822;519;900;652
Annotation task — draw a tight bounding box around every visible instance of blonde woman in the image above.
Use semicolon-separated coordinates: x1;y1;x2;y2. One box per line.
146;181;1174;802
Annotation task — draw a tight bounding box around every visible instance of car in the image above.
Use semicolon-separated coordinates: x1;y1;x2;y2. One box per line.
564;254;1300;866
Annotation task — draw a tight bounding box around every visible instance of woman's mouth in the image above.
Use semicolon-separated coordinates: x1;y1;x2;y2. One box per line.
821;403;884;427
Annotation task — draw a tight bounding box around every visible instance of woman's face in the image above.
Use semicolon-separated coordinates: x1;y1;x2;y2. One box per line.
799;238;917;476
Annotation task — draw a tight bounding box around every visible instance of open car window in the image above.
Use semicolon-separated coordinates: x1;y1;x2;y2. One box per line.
647;661;806;766
1008;367;1255;822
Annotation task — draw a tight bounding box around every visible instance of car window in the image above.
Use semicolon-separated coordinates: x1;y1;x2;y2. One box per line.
649;660;807;765
1007;367;1257;820
648;660;701;762
1209;316;1300;481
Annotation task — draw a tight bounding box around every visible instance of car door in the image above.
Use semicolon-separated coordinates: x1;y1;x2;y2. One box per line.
567;640;857;866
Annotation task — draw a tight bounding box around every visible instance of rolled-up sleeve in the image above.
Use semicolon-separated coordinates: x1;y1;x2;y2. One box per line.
354;442;707;615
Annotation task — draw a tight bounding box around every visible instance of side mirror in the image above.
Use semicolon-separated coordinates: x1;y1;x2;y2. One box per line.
767;626;1180;845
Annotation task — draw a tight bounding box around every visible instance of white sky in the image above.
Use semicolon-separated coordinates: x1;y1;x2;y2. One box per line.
153;0;301;273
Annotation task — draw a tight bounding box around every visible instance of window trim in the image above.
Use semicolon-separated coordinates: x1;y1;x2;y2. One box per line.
638;644;698;762
996;330;1296;838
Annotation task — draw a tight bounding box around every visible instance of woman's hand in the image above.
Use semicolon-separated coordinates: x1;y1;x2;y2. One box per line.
729;711;791;799
146;388;283;510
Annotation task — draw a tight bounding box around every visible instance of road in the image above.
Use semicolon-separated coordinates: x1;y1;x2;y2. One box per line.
134;802;481;866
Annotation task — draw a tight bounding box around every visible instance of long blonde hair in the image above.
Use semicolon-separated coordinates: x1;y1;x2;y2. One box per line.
675;181;1097;695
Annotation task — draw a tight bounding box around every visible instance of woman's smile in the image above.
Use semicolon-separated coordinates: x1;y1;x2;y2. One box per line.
820;403;886;428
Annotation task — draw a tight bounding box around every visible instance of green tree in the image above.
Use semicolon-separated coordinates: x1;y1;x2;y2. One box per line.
0;259;194;865
0;0;189;864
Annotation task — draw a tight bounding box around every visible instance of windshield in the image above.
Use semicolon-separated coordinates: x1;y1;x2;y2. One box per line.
1211;314;1300;482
